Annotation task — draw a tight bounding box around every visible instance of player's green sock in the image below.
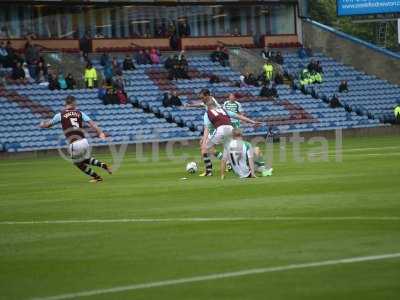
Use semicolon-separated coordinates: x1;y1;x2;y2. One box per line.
215;151;223;160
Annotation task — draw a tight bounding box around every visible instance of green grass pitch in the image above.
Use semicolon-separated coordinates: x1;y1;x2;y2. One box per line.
0;135;399;300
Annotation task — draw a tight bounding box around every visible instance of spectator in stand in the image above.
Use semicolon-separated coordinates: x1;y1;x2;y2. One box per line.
164;54;174;71
210;46;229;67
5;41;20;67
24;42;40;79
259;82;278;99
47;70;59;90
299;68;312;87
315;60;323;73
275;51;284;65
274;72;284;85
394;104;400;123
330;94;341;108
165;53;189;80
244;72;259;86
239;74;246;85
113;75;125;91
103;88;119;105
149;48;160;64
98;80;108;101
170;91;182;106
79;31;91;59
310;70;323;84
298;45;308;59
58;74;68;90
162;92;171;107
0;42;8;67
338;80;349;93
100;52;109;67
261;47;273;60
177;53;189;79
179;20;191;37
11;62;26;82
165;54;178;80
66;73;76;89
170;32;179;50
305;59;323;84
36;61;48;78
144;49;152;64
22;63;33;82
307;59;317;73
111;56;122;76
36;69;47;85
103;62;113;81
84;62;97;89
135;50;148;65
163;91;182;107
116;87;128;104
168;21;179;50
123;54;136;71
263;60;274;81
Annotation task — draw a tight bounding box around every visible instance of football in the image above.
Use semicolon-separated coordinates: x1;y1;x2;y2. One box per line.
186;162;198;173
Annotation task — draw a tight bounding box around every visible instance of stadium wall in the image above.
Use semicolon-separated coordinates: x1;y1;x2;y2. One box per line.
302;19;400;85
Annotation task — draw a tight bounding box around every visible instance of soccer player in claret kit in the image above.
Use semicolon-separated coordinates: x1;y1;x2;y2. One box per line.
199;89;261;176
40;95;112;183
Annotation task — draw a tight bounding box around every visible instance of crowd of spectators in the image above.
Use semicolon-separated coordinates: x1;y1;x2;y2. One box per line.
162;91;182;107
164;51;189;80
299;59;324;88
98;79;128;105
0;39;80;91
261;48;284;65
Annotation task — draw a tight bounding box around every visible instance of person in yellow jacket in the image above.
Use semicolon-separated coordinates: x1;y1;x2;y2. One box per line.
313;71;323;83
300;69;312;86
263;61;274;81
394;104;400;121
84;63;97;88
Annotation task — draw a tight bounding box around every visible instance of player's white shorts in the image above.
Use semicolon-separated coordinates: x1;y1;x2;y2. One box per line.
69;138;90;162
206;125;233;149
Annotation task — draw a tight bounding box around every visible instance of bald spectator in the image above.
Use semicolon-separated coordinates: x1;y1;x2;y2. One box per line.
338;80;349;93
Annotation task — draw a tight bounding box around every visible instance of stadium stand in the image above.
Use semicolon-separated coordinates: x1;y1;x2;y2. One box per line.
0;49;393;153
284;52;400;123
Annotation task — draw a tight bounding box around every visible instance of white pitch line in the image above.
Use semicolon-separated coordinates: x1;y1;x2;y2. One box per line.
31;252;400;300
1;216;400;225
